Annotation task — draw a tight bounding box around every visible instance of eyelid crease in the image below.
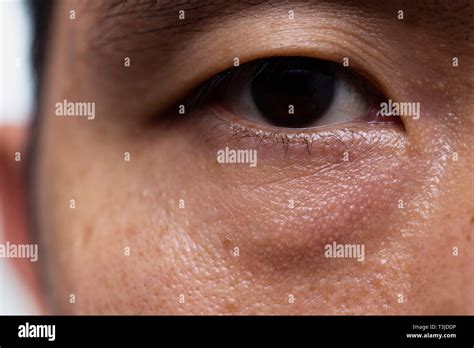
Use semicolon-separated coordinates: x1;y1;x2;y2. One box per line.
142;44;398;123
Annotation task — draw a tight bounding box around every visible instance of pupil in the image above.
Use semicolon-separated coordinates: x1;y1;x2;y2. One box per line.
250;57;336;128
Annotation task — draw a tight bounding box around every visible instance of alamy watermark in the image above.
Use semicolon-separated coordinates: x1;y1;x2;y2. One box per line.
324;241;365;262
0;241;38;262
378;99;420;120
18;322;55;341
217;147;257;167
55;99;95;120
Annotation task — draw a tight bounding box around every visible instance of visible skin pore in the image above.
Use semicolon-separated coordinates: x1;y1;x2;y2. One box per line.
2;0;473;314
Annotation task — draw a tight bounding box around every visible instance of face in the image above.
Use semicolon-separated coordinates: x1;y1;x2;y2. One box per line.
25;0;474;314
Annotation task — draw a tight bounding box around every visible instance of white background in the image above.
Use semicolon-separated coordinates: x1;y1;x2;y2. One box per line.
0;0;38;314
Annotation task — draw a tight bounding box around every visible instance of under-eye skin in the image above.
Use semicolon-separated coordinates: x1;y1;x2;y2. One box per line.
180;56;403;150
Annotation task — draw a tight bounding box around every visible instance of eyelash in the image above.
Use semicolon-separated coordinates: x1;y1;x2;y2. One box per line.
180;56;393;153
208;111;392;156
210;113;347;155
185;56;373;110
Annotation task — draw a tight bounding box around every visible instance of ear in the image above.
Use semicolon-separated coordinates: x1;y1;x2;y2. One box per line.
0;125;43;313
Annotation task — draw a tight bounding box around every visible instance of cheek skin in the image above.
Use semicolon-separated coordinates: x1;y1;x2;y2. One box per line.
198;118;416;271
37;102;473;314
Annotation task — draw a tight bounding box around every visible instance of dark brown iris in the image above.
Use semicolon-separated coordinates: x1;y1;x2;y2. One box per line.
250;57;336;128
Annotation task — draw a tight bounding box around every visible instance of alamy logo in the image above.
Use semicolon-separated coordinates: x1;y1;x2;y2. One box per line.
324;242;365;262
0;242;38;262
55;99;95;120
378;99;420;120
217;147;257;167
18;322;56;341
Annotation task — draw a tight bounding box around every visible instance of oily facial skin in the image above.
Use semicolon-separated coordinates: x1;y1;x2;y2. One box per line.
32;0;473;314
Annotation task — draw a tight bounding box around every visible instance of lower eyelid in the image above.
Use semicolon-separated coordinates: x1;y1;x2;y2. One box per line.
202;106;408;159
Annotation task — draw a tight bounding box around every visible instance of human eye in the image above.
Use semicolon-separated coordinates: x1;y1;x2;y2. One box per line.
189;56;392;131
178;55;403;154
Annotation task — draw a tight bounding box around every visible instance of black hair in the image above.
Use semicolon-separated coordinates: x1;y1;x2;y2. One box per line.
28;0;55;101
26;0;55;260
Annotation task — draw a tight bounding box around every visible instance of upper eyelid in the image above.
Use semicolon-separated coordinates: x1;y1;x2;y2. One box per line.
90;7;408;118
152;48;396;122
182;54;391;116
90;1;468;97
185;56;380;109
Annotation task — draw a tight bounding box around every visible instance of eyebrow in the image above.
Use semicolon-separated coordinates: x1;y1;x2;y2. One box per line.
90;0;474;46
97;0;260;29
85;0;283;61
102;0;227;17
99;0;474;22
